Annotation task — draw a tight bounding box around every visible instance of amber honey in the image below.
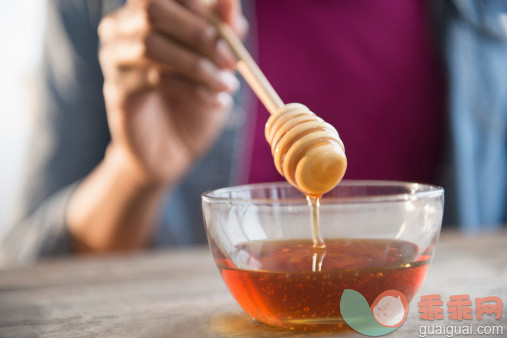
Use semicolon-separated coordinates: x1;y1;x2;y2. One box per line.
216;238;431;330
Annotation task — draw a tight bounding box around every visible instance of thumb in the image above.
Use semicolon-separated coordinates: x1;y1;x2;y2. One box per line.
214;0;248;38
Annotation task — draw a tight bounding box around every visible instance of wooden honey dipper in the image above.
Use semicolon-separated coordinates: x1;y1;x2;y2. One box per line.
211;16;347;196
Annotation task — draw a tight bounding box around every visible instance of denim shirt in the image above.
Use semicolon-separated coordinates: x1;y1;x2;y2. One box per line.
436;0;507;231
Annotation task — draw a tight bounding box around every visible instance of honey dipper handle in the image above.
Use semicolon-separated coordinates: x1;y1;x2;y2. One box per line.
210;15;284;114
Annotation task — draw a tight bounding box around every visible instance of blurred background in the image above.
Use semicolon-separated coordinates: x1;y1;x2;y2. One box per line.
0;0;46;239
0;0;505;266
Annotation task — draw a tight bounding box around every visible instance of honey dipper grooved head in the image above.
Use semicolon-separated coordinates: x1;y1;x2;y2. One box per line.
265;103;347;196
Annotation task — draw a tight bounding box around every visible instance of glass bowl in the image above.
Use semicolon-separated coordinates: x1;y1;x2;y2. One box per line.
202;180;444;330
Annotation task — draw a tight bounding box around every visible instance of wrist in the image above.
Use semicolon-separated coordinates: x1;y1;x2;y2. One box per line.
67;144;169;252
103;144;169;193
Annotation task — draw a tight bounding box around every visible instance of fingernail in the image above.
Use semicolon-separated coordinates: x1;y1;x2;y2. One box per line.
216;91;233;109
216;70;240;92
216;40;236;69
235;15;249;37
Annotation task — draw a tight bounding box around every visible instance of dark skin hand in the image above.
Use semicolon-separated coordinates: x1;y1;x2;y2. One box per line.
66;0;247;252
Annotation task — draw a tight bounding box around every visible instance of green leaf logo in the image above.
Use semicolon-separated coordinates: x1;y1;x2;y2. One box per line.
340;289;408;336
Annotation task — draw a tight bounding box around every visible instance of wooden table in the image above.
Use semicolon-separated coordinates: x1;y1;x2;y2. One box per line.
1;230;506;337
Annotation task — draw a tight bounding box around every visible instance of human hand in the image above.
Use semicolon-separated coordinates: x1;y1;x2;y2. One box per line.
98;0;248;188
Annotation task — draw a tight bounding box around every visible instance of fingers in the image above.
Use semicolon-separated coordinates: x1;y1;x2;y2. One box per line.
174;0;247;37
100;30;239;91
147;0;236;69
98;0;245;93
160;73;234;111
213;0;248;38
101;0;236;69
98;4;147;45
102;61;237;113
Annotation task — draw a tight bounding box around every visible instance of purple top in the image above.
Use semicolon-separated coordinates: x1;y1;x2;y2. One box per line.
248;0;444;185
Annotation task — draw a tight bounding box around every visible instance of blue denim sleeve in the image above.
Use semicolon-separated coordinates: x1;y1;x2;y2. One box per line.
452;0;507;39
442;0;507;230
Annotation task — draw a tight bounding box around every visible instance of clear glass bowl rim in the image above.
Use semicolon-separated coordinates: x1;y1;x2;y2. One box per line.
202;180;444;205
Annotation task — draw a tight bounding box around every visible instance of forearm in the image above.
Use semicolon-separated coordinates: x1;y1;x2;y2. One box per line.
66;145;167;253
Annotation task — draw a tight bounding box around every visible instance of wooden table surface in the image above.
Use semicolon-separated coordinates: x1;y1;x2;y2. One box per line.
0;230;506;337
